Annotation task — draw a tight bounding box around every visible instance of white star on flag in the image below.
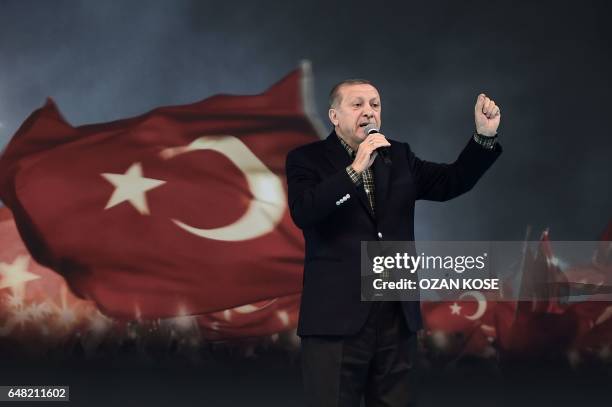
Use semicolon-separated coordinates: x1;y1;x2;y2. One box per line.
0;255;40;298
101;162;166;215
450;302;462;315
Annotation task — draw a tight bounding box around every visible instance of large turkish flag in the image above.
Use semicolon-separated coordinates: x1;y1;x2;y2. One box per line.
0;64;320;320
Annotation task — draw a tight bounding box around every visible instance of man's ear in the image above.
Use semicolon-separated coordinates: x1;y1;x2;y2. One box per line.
328;108;339;126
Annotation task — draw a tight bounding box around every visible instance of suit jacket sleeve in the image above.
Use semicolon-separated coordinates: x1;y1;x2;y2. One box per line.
286;148;356;230
407;137;502;201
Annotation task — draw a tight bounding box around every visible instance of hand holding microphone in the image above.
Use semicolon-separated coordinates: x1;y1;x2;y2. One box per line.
350;125;391;173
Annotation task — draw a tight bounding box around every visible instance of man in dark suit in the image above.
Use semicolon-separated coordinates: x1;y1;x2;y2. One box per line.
286;79;502;407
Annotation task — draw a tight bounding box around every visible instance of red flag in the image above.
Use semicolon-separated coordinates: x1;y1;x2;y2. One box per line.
496;228;612;359
196;293;300;340
0;205;100;343
421;293;497;356
516;230;567;314
1;206;301;345
0;64;320;320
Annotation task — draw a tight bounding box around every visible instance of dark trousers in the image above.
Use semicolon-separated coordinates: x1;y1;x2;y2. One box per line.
300;301;419;407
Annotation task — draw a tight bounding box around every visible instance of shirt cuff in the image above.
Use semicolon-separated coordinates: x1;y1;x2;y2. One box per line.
346;165;363;186
473;132;498;150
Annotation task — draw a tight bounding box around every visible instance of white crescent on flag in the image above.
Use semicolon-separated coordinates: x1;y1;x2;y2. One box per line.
160;135;286;242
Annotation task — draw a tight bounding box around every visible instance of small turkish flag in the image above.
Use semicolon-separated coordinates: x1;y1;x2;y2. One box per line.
421;293;497;356
0;64;321;320
196;293;300;340
0;205;100;342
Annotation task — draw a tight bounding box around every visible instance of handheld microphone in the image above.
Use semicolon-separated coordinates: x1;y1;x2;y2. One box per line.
364;124;391;165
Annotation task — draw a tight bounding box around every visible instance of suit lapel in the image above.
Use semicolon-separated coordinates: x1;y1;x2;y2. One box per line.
324;132;375;220
323;132;352;171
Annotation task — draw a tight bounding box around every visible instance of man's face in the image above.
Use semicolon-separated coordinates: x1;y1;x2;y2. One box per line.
328;84;382;147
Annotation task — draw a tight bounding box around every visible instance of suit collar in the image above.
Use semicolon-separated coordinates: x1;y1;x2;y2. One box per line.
324;130;352;172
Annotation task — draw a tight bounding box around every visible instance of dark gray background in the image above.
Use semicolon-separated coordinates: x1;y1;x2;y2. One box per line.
0;0;610;241
0;2;611;406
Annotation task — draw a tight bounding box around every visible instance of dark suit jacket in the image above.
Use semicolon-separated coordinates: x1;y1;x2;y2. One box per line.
286;130;502;336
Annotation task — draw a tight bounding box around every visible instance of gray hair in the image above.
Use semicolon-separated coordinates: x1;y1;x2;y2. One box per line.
328;79;375;108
